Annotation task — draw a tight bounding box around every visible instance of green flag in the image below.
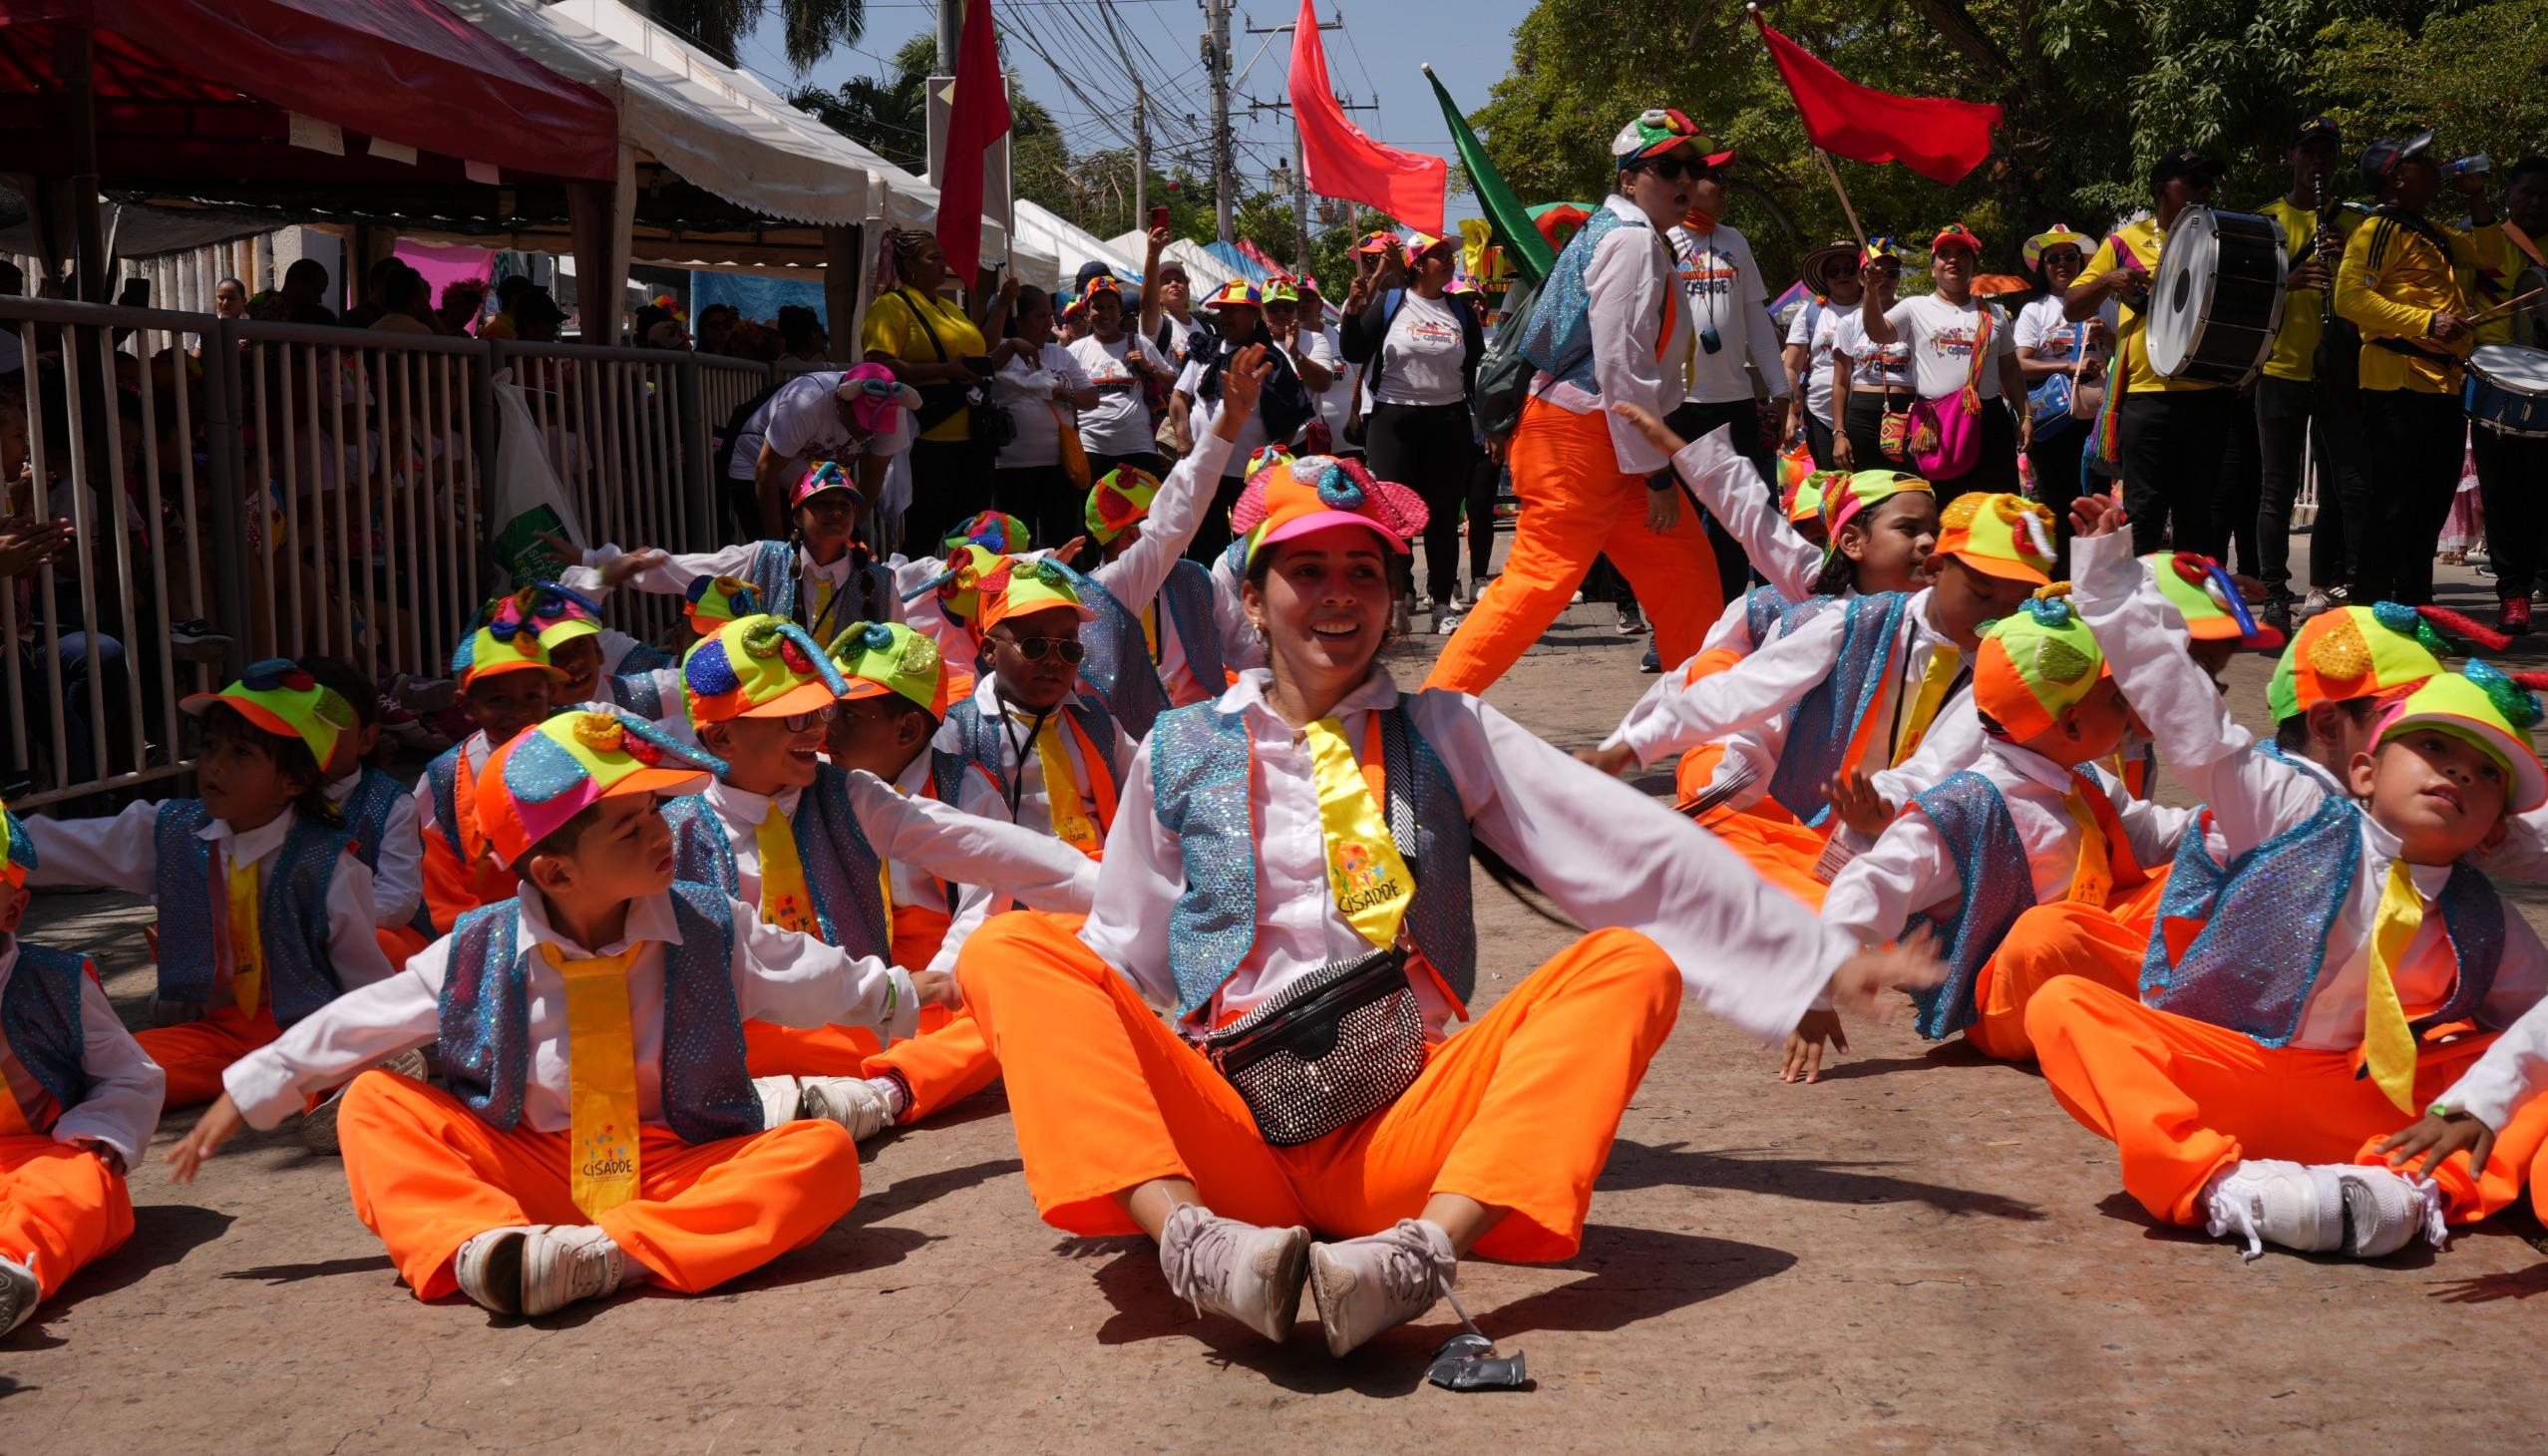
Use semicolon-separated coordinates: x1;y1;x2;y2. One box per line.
1424;65;1553;286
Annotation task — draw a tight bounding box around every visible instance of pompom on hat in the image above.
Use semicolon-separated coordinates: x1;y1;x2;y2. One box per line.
828;620;953;720
451;598;568;687
2373;664;2548;813
976;556;1097;634
476;708;723;871
1935;493;2057;586
791;459;863;510
1085;465;1165;546
944;510;1031;556
1611;107;1731;169
834;362;915;436
1972;588;2111;742
182;657;359;768
501;580;605;652
1232;454;1429;567
0;795;31;889
680;613;849;727
2265;601;2507;722
2146;551;2284;650
1201;280;1264;313
1244;443;1295;479
682;574;764;637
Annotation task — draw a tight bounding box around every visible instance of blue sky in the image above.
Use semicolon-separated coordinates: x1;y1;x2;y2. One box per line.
738;0;1539;232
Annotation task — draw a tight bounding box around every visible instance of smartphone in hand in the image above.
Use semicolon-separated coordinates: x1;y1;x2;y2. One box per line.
1150;205;1171;231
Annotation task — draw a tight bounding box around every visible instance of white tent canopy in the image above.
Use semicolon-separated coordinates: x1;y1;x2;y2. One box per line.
1017;200;1143;287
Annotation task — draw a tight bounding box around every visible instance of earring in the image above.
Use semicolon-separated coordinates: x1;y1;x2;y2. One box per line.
1247;619;1266;642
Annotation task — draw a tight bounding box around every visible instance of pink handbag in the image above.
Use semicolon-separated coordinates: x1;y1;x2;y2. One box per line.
1908;306;1995;479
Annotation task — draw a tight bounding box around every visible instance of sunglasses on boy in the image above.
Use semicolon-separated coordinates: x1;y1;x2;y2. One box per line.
1636;156;1714;182
997;634;1087;665
774;705;838;732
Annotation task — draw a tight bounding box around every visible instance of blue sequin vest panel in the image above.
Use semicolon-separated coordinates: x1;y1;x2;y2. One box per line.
942;696;1119;826
1742;584;1794;647
609;670;667;720
153;801;351;1027
438;883;763;1144
1517;206;1646;394
1048;558;1169;744
1903;772;2035;1040
424;742;471;864
1766;591;1914;828
663;770;890;958
1160;558;1225;702
3;941;91;1123
340;767;407;874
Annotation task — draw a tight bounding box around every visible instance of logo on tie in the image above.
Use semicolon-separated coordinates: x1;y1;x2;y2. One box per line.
1332;842;1405;914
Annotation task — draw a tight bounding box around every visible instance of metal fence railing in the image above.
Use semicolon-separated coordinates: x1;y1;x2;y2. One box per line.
2;295;782;809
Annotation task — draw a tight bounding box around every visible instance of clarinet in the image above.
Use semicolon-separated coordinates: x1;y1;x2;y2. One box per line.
2313;169;2338;326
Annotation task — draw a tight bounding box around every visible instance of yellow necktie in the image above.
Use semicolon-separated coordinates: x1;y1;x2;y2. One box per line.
1895;646;1962;761
810;570;836;629
754;808;820;935
542;942;644;1217
2060;785;2113;909
1141;600;1162;662
1303;717;1414;950
1030;717;1103;857
2362;863;2426;1115
226;858;263;1016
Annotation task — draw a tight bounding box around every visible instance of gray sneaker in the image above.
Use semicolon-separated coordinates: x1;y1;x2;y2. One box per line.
453;1226;532;1314
1157;1202;1312;1343
1;1254;37;1336
521;1224;629;1316
798;1076;898;1141
1306;1218;1458;1356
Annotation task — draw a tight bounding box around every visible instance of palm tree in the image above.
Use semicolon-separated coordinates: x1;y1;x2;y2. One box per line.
787;31;1064;180
636;0;865;75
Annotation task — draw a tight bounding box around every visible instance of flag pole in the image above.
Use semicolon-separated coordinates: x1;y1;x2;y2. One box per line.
1750;5;1867;252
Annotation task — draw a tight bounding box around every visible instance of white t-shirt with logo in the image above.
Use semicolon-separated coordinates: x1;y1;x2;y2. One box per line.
1304;322;1352;443
1068;332;1158;458
1180;357;1267;474
1374;291;1467;407
1880;294;2016;402
1784;299;1846;427
2013;294;2120;371
990;342;1093;470
1668;220;1787;407
1830;312;1913;395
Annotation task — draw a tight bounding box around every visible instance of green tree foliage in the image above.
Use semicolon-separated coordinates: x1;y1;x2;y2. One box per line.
786;32;1069;219
1469;0;2548;293
643;0;866;75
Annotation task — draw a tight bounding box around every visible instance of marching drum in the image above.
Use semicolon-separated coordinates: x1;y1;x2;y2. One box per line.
2144;206;2289;385
2465;344;2548;438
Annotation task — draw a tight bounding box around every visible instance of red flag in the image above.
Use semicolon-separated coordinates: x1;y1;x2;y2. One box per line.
1289;0;1445;234
1755;14;2001;185
940;0;1013;283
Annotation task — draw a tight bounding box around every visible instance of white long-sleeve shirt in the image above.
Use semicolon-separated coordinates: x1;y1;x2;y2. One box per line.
1529;195;1698;477
847;761;1097;975
2071;529;2548;1051
579;541;902;632
1668;219;1787;407
937;675;1139;848
220;888;919;1133
26;802;397;995
1081;668;1857;1041
328;768;421;930
0;937;165;1166
1091;432;1232;706
1602;586;1964;779
1821;741;2194;947
1669;427;1820;602
2434;995;2548;1130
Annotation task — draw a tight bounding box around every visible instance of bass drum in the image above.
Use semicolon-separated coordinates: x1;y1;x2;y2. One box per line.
2144;206;2289;385
2465;344;2548;438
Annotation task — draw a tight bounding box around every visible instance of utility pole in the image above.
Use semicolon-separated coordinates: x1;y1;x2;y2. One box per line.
1202;0;1235;243
1133;89;1150;236
936;0;960;72
1243;13;1366;267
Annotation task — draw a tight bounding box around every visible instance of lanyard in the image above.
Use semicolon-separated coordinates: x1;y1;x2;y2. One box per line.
995;695;1052;825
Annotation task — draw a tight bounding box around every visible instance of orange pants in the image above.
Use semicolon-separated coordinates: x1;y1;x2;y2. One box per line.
336;1071;860;1300
741;904;1005;1122
1704;808;1829;910
376;923;431;969
0;1137;134;1299
137;1002;281;1108
955;910;1680;1263
1964;901;2146;1062
2027;978;2541;1227
1428;396;1725;695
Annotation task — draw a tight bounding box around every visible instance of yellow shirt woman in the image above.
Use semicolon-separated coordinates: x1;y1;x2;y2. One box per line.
863;287;987;445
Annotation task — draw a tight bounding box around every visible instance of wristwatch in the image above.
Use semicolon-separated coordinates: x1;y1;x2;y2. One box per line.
1645;469;1675;493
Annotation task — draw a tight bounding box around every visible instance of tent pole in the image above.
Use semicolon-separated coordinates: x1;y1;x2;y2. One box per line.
64;28;107;301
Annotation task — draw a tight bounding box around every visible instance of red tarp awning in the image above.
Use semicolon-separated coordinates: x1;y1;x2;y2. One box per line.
0;0;616;182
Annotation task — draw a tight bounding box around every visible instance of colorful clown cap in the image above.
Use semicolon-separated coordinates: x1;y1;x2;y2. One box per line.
930;543;1001;624
2264;601;2502;721
1611;107;1727;168
1974;589;2110;742
1245;443;1295;479
1936;493;2056;586
944;510;1031;556
2;796;35;888
1861;235;1908;267
452;600;566;687
1351;230;1402;256
2022;224;2092;270
2375;664;2548;813
828;620;952;719
1262;276;1300;305
681;613;850;727
503;580;604;652
977;556;1097;633
1400;229;1453;260
682;574;764;637
1784;470;1830;528
1233;454;1429;566
1202;280;1263;313
181;657;358;767
793;459;863;510
2147;551;2284;650
1816;470;1934;556
1081;273;1124;300
835;362;914;436
1445;273;1482;297
477;709;724;870
1086;465;1165;545
1930;222;1985;256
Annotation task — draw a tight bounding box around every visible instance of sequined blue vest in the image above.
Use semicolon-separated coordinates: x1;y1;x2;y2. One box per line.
941;694;1121;834
1765;591;1916;827
741;540;896;635
2139;788;2511;1045
1902;772;2036;1040
608;668;671;720
153;802;351;1026
1742;584;1794;647
660;766;890;957
1158;558;1225;705
614;641;676;674
2;941;91;1124
438;882;761;1144
338;767;407;875
422;738;478;865
1042;558;1170;744
1517;205;1651;395
1147;699;1475;1020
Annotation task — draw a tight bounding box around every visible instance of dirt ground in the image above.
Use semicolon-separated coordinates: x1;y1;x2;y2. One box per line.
10;545;2548;1453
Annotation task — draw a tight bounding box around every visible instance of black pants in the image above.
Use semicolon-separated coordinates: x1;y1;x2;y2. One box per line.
903;435;993;552
2242;375;2329;597
2214;390;2266;577
2313;375;2374;593
1184;471;1248;565
1666;398;1767;603
1922;400;2021;509
2362;389;2470;605
992;464;1085;561
2118;389;2237;556
1801;412;1835;471
1840;392;1906;476
2024;415;2093;580
1465;453;1503;581
2475;425;2548;600
1365;401;1483;604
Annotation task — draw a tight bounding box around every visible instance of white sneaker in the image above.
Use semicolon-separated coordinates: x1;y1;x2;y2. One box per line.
1157;1203;1312;1344
1;1254;38;1336
300;1049;430;1155
751;1074;806;1128
799;1076;900;1141
1435;609;1464;635
453;1226;532;1314
2203;1160;2441;1261
1306;1218;1458;1356
521;1224;631;1316
2333;1165;2447;1258
2299;587;2334;619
